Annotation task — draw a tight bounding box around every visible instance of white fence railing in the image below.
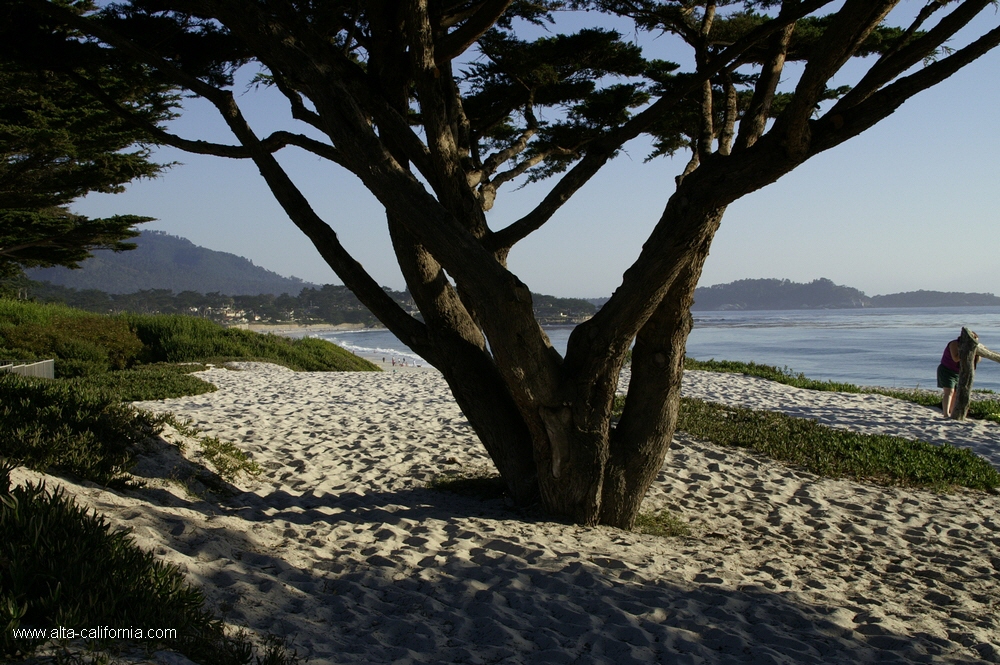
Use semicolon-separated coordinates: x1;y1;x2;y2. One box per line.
0;359;55;379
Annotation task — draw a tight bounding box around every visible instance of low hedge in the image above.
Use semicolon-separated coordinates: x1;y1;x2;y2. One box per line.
0;299;380;378
0;374;164;487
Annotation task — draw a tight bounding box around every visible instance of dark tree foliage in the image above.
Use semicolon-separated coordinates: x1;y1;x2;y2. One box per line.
0;208;149;278
9;0;998;527
0;1;176;278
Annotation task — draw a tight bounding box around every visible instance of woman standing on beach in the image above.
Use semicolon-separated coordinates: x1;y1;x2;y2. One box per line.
938;333;979;417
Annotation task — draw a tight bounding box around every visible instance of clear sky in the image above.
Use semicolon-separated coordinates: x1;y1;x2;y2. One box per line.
71;4;1000;299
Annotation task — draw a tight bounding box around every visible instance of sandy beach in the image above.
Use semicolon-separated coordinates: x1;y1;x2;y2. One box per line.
11;364;1000;664
245;323;373;335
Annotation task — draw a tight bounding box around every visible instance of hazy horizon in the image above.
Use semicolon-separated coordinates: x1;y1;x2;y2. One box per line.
36;229;1000;302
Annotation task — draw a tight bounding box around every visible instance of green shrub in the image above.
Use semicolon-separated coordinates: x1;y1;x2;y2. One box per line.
429;467;507;500
677;398;1000;491
0;463;295;664
1;474;217;659
634;510;690;538
127;314;379;371
199;434;261;483
0;315;143;376
610;391;999;492
684;358;860;392
64;364;217;402
968;399;1000;421
0;374;164;486
0;299;379;376
55;357;111;379
0;299;89;327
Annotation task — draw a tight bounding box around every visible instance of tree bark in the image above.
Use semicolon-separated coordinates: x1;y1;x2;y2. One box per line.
439;346;541;505
516;202;726;528
600;209;723;528
386;215;540;504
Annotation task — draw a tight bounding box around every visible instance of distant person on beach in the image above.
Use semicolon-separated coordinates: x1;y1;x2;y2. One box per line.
938;333;979;417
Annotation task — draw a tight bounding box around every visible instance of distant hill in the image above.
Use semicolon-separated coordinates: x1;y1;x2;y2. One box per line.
23;231;596;325
690;278;1000;310
532;293;595;323
26;230;314;296
692;278;868;310
869;290;1000;308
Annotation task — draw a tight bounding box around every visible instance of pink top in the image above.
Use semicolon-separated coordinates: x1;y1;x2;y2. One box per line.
941;342;960;372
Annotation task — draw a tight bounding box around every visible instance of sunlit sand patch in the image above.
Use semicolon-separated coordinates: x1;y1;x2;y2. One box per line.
11;363;1000;664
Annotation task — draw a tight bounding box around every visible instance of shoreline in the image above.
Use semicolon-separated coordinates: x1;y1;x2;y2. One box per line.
244;323;433;372
365;353;436;373
244;322;383;335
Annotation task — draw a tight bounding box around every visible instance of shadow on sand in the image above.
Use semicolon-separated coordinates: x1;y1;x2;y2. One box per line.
114;463;992;665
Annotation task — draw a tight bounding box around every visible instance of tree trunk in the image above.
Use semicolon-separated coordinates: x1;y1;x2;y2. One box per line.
600;210;724;528
385;214;541;504
489;204;727;528
438;346;540;506
531;375;617;525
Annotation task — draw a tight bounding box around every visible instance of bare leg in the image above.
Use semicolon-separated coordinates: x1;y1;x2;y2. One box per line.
942;387;955;417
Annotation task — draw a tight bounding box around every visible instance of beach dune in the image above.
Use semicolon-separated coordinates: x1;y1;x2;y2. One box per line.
12;364;1000;664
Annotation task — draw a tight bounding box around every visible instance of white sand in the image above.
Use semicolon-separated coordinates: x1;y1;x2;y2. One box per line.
11;365;1000;664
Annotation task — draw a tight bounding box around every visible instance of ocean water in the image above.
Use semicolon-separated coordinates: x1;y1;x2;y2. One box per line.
685;307;1000;392
315;307;1000;392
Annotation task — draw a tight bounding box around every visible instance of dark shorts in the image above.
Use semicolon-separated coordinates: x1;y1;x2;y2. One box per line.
937;364;959;389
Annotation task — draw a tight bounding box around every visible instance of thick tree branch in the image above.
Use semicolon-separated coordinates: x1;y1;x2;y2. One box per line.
230;118;434;358
772;0;899;157
599;236;708;527
406;0;489;234
812;22;1000;155
696;76;715;162
717;74;738;156
317;63;439;184
408;0;460;162
733;13;795;151
435;0;513;65
444;61;476;169
675;145;700;187
832;0;994;112
696;3;716;164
